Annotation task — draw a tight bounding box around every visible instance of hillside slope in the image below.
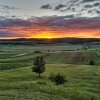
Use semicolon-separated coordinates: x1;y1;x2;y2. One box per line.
0;64;100;100
0;51;100;70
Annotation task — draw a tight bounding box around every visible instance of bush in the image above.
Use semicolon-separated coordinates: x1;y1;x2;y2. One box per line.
49;73;67;85
0;50;3;52
89;60;95;65
34;51;41;53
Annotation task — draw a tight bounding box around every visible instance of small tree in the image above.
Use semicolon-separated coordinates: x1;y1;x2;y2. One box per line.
32;56;45;77
49;73;66;85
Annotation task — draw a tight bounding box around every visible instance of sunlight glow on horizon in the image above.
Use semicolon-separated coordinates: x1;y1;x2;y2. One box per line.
0;24;100;39
31;32;56;39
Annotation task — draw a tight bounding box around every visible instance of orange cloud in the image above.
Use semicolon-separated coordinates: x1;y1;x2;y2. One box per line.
0;26;100;39
0;17;100;39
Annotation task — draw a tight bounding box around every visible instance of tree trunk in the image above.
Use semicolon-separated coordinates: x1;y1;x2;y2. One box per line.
56;82;59;85
39;73;41;77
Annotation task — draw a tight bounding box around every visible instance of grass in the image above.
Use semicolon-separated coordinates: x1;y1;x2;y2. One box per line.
0;50;100;70
0;44;100;100
0;64;100;100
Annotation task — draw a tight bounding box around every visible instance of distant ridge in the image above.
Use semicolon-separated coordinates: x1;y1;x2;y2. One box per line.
0;38;100;45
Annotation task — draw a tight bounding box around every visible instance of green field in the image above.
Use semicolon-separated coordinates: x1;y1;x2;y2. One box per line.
0;44;100;100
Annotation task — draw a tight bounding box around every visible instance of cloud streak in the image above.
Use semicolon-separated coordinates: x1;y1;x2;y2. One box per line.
0;31;25;38
40;4;52;9
0;5;17;10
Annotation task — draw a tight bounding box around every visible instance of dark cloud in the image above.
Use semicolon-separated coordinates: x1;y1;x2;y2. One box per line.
40;0;100;17
88;10;92;13
54;4;66;10
71;0;77;3
96;10;100;14
62;15;75;18
84;5;92;8
0;16;100;30
0;31;25;37
0;19;33;27
29;16;100;30
60;6;76;12
81;0;97;3
40;4;52;9
93;3;100;6
84;3;100;9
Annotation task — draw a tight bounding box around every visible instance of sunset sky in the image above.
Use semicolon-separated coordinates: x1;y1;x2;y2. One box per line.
0;0;100;39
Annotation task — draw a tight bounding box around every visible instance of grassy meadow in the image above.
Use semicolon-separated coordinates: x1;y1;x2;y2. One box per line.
0;44;100;100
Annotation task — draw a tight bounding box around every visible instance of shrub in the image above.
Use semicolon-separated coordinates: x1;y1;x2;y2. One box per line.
49;73;67;85
89;60;95;65
0;50;3;52
34;51;41;53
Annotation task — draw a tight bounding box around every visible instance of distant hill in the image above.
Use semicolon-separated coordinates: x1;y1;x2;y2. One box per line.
0;38;100;45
